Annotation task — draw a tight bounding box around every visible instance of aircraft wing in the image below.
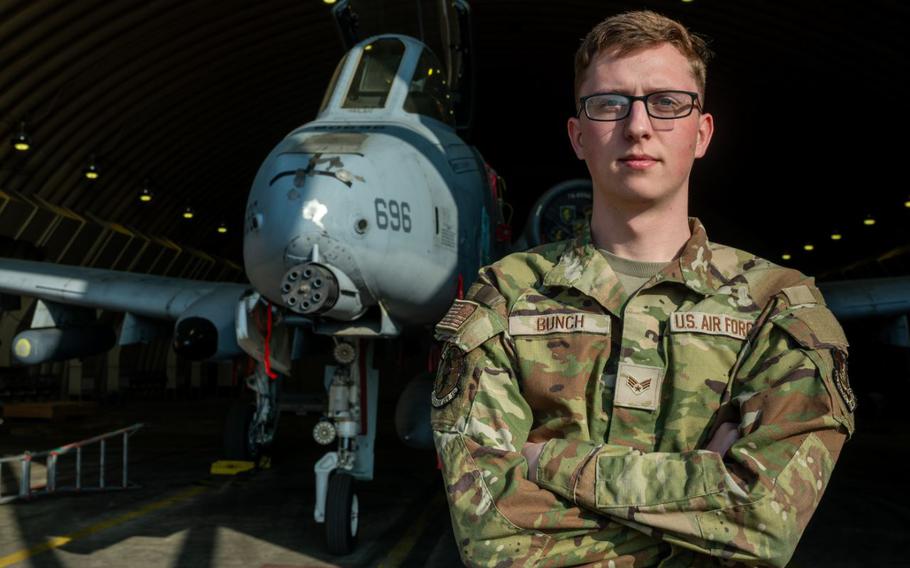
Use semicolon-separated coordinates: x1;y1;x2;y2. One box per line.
0;258;247;320
819;277;910;321
0;258;255;363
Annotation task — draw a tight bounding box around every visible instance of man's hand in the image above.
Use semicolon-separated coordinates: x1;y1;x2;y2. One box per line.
705;421;740;457
521;442;546;482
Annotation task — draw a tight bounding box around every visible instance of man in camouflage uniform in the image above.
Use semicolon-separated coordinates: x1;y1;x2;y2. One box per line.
431;10;855;568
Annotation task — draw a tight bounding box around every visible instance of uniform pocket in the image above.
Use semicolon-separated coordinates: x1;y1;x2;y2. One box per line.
514;331;611;436
665;330;743;448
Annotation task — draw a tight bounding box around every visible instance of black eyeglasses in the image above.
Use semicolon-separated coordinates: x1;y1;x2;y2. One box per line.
578;90;702;121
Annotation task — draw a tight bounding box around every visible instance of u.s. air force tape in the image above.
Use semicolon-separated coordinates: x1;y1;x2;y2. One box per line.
669;311;754;340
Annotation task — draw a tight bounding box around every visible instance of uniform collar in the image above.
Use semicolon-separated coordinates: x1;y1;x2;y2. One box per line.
542;216;719;316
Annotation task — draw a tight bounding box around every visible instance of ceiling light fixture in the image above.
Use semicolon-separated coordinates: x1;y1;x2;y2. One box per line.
11;121;31;152
139;178;153;203
84;154;100;180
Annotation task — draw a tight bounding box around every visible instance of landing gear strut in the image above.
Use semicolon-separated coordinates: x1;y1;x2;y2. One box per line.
223;363;280;461
312;339;378;555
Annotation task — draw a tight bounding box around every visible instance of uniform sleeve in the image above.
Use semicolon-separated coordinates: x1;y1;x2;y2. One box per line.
431;280;630;567
533;303;855;567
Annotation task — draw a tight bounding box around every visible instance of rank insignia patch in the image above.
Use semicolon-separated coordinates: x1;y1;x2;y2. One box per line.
614;362;665;411
626;377;652;395
436;299;479;333
832;349;857;413
432;345;465;409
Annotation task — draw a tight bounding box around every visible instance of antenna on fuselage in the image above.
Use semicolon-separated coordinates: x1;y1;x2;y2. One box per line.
331;0;360;50
415;0;425;43
441;0;475;137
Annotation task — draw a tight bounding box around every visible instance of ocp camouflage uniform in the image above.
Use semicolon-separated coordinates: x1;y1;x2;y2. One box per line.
431;217;855;567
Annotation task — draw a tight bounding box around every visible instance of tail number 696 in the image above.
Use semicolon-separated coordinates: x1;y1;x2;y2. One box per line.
374;198;412;232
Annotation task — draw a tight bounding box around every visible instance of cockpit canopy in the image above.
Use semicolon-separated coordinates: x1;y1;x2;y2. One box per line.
318;36;454;126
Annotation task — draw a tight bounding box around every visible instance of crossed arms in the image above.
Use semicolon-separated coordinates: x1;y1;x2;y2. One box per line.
432;297;853;567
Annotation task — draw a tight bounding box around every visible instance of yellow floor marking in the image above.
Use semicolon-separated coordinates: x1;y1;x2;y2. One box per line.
377;491;445;568
0;485;209;567
210;460;256;475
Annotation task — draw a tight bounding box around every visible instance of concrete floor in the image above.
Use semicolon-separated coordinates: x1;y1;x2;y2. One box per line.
0;399;460;568
0;397;906;567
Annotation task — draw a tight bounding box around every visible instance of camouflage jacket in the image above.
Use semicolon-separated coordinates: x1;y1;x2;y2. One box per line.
431;217;855;567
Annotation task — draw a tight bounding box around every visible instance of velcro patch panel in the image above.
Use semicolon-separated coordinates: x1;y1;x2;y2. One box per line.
782;284;818;306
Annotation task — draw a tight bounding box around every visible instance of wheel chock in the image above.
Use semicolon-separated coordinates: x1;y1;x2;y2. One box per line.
210;460;256;475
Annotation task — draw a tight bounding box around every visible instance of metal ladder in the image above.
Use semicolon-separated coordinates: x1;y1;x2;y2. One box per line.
0;423;143;504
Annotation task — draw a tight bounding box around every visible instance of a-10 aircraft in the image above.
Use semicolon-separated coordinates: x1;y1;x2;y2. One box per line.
0;0;557;555
2;0;909;557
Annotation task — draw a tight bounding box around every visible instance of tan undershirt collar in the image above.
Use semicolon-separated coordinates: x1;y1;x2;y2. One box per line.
598;248;672;297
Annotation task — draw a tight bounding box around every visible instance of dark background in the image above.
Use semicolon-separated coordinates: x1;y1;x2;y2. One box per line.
1;0;908;277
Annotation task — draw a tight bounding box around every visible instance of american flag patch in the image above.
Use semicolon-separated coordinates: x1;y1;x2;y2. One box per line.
436;299;479;332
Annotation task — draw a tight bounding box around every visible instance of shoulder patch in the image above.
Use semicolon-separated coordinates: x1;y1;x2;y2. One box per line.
832;349;857;413
436;299;478;333
431;344;465;408
434;301;507;353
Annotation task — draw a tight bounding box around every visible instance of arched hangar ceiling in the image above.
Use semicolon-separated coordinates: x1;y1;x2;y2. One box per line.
1;0;908;277
0;0;338;258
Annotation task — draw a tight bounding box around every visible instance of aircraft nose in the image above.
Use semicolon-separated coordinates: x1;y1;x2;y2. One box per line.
280;156;366;235
245;146;376;313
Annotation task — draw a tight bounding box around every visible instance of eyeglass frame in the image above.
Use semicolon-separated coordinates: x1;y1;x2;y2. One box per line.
576;90;703;121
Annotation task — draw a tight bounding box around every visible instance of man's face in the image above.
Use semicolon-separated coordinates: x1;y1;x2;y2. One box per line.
567;42;714;208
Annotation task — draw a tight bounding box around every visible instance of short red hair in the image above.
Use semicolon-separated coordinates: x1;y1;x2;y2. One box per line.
574;10;714;107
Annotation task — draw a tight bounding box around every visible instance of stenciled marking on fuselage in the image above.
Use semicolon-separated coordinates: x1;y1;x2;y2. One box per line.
374;198;412;233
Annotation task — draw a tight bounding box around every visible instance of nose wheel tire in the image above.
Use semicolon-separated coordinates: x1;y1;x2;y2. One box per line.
325;471;359;555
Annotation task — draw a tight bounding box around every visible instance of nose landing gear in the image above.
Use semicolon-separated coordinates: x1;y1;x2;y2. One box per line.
312;339;378;555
